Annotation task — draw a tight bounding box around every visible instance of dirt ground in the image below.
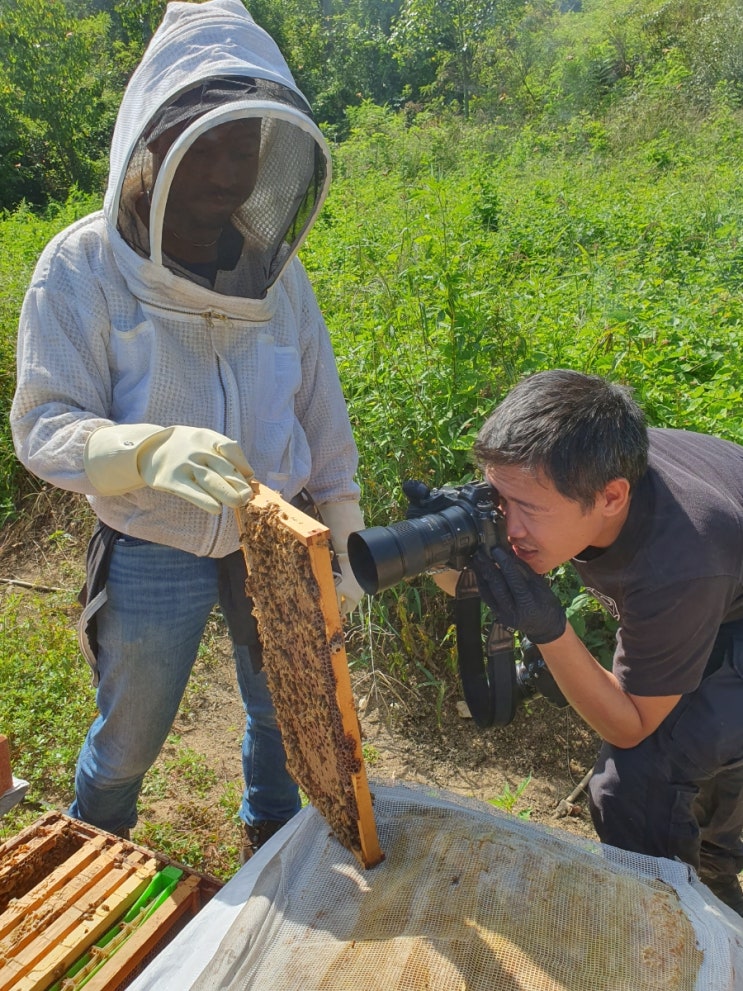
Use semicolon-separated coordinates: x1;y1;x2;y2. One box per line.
165;629;602;837
0;491;602;876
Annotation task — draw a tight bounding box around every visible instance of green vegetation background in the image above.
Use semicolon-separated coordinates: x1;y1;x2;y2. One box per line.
1;0;743;869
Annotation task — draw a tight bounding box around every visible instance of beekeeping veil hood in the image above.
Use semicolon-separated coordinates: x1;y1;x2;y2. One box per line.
105;0;330;299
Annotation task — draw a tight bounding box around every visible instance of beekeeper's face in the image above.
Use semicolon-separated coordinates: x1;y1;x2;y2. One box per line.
152;117;262;230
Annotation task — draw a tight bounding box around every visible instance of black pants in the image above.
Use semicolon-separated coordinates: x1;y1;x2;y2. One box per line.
588;621;743;885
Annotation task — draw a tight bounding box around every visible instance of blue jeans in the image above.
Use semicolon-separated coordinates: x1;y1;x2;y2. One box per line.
69;535;300;834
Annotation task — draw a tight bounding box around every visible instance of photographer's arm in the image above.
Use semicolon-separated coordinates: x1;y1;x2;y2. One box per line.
536;625;681;748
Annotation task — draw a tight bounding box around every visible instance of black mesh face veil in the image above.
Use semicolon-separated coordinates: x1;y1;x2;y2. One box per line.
116;76;328;298
143;77;261;144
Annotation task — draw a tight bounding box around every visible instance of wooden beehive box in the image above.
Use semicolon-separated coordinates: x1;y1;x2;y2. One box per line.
236;483;383;869
0;811;221;991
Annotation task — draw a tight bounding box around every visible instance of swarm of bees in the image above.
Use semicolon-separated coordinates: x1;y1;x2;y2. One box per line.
236;488;383;869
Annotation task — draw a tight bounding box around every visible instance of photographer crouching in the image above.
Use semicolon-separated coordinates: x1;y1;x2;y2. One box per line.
350;369;743;917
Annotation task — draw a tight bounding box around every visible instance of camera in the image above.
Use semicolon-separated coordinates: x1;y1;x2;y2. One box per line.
348;480;568;727
347;479;505;595
517;639;570;709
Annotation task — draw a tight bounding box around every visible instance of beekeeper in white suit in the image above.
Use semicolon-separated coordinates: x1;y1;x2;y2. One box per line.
11;0;364;861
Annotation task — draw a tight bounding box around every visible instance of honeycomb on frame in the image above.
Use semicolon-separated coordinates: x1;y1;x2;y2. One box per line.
235;484;383;869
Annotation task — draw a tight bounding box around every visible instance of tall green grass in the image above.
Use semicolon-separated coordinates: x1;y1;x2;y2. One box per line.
2;97;742;707
304;101;743;677
0;592;95;815
310;105;743;504
0;192;101;524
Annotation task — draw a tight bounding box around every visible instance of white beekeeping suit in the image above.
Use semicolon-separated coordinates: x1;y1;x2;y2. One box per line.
12;0;364;573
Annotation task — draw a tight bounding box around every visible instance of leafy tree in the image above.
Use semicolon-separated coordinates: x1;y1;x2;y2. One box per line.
249;0;403;128
3;0;743;210
0;0;123;209
390;0;522;117
673;0;743;108
110;0;166;50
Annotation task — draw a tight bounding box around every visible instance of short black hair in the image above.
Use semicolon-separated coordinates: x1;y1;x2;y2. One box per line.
473;369;648;508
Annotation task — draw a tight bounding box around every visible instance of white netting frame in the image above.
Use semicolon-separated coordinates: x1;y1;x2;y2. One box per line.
170;781;743;991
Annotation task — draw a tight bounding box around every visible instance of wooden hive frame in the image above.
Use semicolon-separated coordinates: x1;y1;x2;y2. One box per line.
0;811;221;991
235;483;384;869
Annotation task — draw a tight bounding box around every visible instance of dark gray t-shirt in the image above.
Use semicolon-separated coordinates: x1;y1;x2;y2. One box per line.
572;428;743;697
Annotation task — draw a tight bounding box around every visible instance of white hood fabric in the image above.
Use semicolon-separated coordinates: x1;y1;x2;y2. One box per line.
106;0;313;221
112;0;331;298
11;0;359;559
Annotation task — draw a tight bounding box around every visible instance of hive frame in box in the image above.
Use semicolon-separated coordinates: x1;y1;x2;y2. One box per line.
0;811;221;991
235;483;383;869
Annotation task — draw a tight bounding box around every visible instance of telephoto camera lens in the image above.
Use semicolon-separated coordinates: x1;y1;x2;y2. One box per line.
348;506;480;594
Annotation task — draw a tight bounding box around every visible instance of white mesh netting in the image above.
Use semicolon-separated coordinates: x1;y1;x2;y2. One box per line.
130;782;743;991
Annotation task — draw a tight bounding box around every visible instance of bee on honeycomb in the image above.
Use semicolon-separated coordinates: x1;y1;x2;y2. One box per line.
237;490;383;868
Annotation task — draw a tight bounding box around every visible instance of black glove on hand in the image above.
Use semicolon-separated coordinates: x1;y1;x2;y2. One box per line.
472;546;567;645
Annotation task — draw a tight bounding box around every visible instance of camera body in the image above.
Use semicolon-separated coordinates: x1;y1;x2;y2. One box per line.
517;639;570;709
347;480;506;596
347;479;568;726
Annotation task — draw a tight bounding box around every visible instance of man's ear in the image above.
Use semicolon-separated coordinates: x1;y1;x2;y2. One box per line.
601;477;631;518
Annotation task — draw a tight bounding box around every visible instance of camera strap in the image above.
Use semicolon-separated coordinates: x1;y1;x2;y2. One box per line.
454;569;520;728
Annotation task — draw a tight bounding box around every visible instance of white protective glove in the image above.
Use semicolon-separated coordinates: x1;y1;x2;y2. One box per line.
318;500;366;617
84;423;255;514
